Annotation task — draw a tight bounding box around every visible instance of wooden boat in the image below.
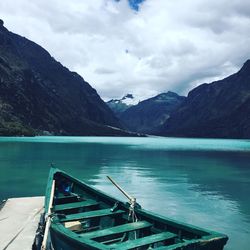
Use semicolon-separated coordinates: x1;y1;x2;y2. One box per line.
40;168;228;250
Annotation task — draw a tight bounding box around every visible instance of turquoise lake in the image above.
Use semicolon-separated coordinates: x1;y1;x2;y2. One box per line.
0;136;250;249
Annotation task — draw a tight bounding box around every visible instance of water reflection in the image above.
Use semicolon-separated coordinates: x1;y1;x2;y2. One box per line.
93;161;249;250
0;137;250;250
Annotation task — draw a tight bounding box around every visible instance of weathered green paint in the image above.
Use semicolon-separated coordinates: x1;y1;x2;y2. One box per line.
44;168;228;250
110;232;177;249
44;167;56;213
60;208;125;222
51;223;110;250
53;200;99;212
156;235;226;250
81;221;152;239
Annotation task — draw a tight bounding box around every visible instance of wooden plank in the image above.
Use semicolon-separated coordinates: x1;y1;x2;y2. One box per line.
56;192;79;198
155;242;196;250
53;200;99;211
110;232;177;249
81;221;152;239
42;180;55;250
101;237;124;244
155;235;227;250
0;197;44;250
54;194;79;205
60;208;125;222
51;223;110;250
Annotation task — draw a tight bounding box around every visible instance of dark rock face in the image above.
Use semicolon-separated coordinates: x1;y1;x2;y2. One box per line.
0;22;124;136
106;94;135;117
120;92;186;134
159;60;250;138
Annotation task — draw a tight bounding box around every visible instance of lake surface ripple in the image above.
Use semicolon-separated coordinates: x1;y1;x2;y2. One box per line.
0;136;250;250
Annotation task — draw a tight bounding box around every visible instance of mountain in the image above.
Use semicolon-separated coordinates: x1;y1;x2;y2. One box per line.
0;20;133;136
106;94;139;117
159;60;250;138
120;92;186;133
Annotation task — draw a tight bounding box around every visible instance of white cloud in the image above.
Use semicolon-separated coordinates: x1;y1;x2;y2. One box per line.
0;0;250;100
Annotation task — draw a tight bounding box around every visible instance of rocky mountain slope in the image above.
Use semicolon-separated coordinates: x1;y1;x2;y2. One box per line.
0;20;129;136
106;94;138;117
1;19;249;138
120;92;186;133
159;60;250;138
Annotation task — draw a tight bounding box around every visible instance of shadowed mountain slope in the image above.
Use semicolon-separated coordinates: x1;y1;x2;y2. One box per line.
0;20;129;136
120;92;185;133
159;60;250;138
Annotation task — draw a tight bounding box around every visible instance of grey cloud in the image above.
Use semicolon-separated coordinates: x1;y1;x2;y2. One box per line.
0;0;250;101
95;68;116;74
185;1;250;34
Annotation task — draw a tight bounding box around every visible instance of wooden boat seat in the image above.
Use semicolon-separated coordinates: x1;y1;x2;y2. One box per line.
54;194;79;204
110;231;177;249
60;208;125;222
53;199;99;212
81;221;152;239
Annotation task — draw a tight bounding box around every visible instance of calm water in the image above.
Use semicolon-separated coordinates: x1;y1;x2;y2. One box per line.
0;136;250;249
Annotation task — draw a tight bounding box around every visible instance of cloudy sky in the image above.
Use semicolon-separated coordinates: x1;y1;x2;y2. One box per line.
1;0;250;101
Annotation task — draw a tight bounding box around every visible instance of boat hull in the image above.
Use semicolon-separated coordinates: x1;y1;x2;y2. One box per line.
43;168;228;250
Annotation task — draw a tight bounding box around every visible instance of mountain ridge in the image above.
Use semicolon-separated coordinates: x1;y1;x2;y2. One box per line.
159;60;250;138
120;91;186;133
0;20;132;136
106;93;138;116
1;20;250;138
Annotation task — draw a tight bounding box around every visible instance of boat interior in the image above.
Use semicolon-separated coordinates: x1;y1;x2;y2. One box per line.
49;172;221;249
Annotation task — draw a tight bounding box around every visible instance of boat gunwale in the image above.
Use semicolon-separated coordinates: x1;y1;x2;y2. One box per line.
45;167;228;249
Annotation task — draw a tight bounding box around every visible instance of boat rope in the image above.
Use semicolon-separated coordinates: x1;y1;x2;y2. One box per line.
107;176;139;220
128;197;138;222
107;176;139;240
128;198;138;240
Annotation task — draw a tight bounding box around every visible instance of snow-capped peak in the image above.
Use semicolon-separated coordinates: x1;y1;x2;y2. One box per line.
120;94;139;105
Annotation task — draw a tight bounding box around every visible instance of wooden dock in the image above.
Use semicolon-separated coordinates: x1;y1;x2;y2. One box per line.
0;197;44;250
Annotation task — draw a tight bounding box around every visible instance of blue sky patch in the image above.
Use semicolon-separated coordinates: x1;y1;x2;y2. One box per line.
128;0;145;11
114;0;145;11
